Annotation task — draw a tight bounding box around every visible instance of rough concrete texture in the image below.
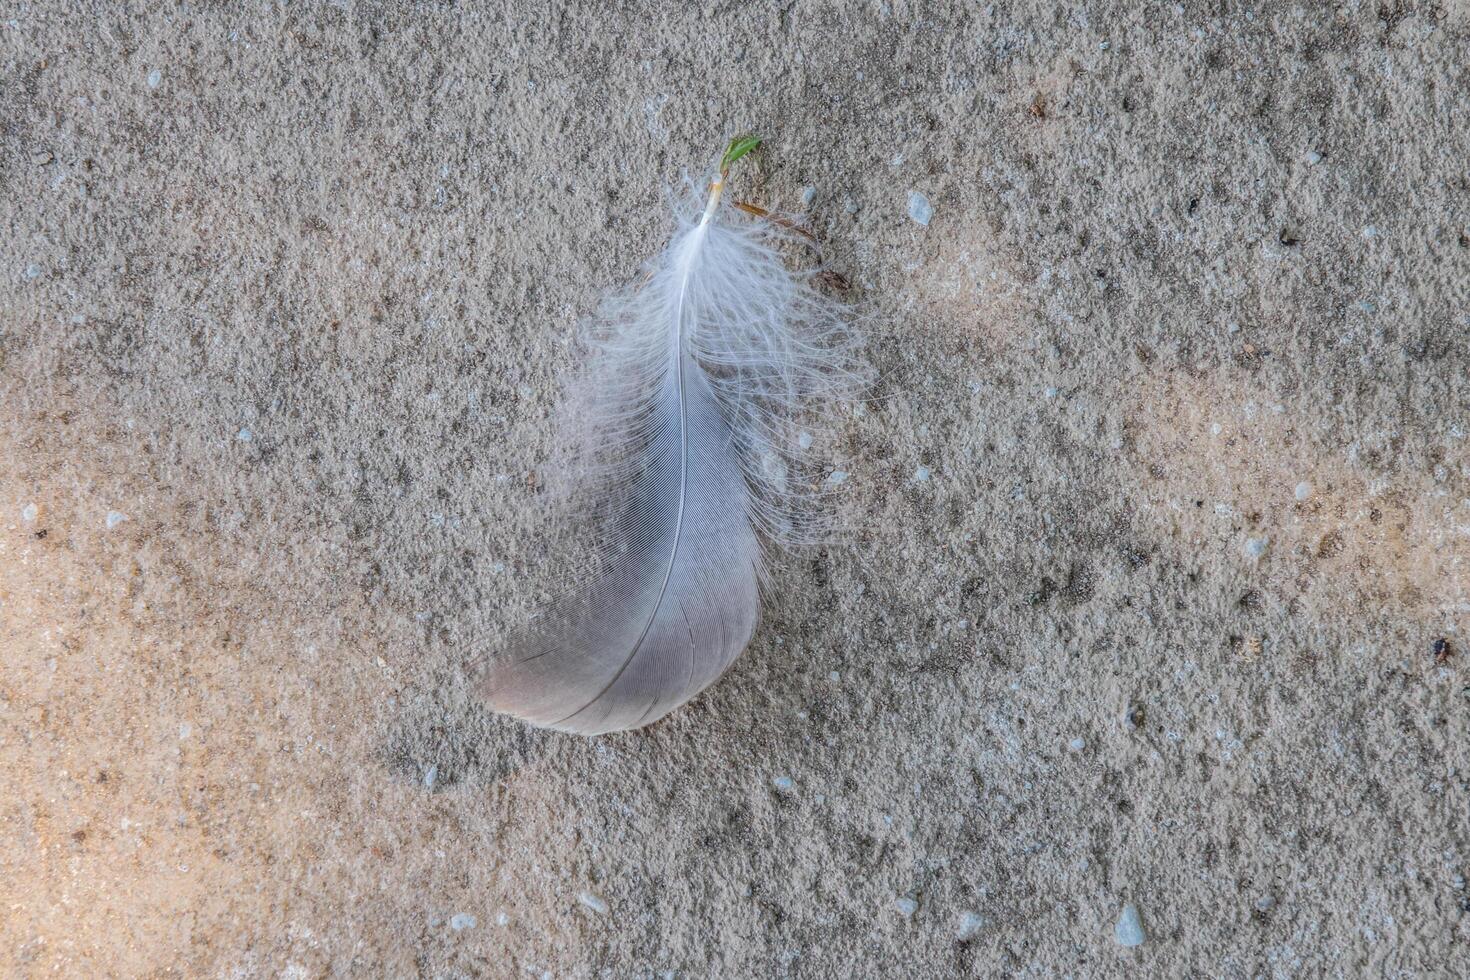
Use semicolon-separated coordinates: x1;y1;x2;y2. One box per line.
2;1;1468;976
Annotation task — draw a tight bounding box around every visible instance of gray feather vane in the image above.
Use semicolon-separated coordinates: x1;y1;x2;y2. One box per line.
477;139;868;735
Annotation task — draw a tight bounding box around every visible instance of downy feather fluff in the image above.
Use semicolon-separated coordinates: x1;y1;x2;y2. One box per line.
477;141;868;735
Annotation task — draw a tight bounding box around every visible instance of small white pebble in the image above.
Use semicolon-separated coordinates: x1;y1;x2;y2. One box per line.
797;431;814;450
912;465;931;483
1042;386;1059;400
449;913;476;930
1254;894;1276;912
495;911;509;926
578;892;608;915
1114;903;1146;946
1294;481;1312;501
1305;150;1322;164
24;263;42;280
237;428;253;442
1362;225;1378;239
826;470;849;485
771;775;794;791
147;68;162;89
1243;536;1268;560
1068;737;1086;752
423;765;438;789
894;897;918;917
21;503;38;522
907;190;932;226
179;722;192;739
956;910;986;940
800;186;816;207
1210;422;1223;435
829;670;840;681
105;510;127;529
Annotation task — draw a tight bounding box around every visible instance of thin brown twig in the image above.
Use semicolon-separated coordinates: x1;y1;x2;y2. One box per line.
732;201;818;243
733;200;852;291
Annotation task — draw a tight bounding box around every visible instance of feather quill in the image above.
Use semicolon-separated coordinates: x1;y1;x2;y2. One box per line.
478;139;867;735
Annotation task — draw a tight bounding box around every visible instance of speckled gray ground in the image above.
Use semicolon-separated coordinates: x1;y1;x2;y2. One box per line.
3;2;1469;977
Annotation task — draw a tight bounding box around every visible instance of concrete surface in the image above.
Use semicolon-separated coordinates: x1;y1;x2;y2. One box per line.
2;1;1468;976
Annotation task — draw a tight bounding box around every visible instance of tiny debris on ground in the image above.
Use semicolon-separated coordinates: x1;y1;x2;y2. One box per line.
907;191;932;226
1115;904;1146;947
956;911;985;940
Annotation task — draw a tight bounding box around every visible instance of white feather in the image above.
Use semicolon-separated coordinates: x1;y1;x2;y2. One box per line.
477;150;868;735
